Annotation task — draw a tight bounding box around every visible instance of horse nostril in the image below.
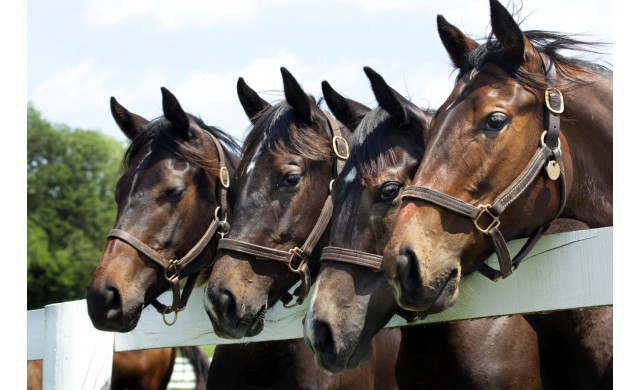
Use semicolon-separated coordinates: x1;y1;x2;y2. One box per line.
215;288;237;319
104;284;123;320
314;321;335;357
396;246;422;293
87;283;123;323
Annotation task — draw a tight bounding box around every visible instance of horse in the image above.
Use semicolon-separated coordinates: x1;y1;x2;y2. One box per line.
204;67;400;389
381;0;612;387
303;68;544;389
86;87;240;333
27;345;210;390
84;87;240;389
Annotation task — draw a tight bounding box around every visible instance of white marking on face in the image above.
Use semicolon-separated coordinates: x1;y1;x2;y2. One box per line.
342;166;357;184
245;149;263;175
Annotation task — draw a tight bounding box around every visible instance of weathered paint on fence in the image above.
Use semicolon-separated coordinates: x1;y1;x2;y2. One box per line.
27;227;613;389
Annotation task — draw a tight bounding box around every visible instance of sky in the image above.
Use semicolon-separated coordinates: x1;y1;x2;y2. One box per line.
26;0;613;144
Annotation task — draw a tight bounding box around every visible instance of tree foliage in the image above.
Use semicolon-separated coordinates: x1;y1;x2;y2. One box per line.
27;103;125;310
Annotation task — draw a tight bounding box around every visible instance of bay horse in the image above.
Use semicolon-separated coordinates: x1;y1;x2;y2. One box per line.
204;68;400;389
381;0;612;387
304;69;544;389
86;87;240;332
27;345;210;390
84;87;239;388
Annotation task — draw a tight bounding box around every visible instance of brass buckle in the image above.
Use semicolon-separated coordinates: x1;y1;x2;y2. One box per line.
288;247;307;273
545;88;564;114
332;136;349;160
473;205;500;235
164;259;180;282
219;166;230;188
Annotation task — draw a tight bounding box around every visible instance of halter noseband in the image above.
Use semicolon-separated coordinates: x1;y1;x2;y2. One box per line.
216;116;349;308
400;53;567;281
107;131;231;325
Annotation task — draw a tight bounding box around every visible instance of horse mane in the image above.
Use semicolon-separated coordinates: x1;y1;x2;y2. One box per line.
350;107;435;183
461;29;612;91
238;97;332;175
121;114;242;176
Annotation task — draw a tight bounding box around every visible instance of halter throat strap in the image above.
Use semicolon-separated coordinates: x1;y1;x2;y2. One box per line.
107;131;231;324
401;53;567;280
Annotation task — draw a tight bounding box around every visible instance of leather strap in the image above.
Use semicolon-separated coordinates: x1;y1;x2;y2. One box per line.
320;246;383;271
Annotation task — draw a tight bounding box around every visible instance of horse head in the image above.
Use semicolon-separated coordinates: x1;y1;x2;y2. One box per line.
86;88;240;332
304;67;432;372
204;68;355;339
383;0;612;313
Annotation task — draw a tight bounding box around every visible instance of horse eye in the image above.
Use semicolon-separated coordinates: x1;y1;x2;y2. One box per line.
483;112;509;131
380;182;401;201
279;173;302;188
163;187;186;199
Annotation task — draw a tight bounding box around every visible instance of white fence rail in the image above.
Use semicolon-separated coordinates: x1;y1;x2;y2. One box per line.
27;227;613;389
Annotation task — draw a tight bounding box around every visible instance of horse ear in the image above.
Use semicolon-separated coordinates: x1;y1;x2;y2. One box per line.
437;14;479;70
321;81;370;133
161;87;191;138
281;67;314;124
489;0;537;66
237;77;271;124
363;66;409;127
110;97;150;141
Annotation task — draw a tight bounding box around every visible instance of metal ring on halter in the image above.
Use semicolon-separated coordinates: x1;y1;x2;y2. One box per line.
162;306;181;326
332;136;350;160
540;130;561;149
473;205;500;235
219;166;230;188
214;206;229;238
164;260;180;282
544;88;564;114
287;247;307;273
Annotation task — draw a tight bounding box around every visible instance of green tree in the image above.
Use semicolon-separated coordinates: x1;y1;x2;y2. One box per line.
27;103;125;310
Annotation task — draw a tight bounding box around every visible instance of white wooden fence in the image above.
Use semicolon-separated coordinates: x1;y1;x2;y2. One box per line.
27;227;613;389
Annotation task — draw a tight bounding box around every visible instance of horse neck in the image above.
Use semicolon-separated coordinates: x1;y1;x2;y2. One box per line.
560;71;613;227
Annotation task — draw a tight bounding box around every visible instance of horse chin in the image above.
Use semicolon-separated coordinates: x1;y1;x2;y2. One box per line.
206;302;267;339
88;304;143;333
244;305;267;337
393;271;460;314
313;341;373;374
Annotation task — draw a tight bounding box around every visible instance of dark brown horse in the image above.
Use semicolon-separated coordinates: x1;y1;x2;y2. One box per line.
84;87;239;389
86;87;240;333
381;0;612;388
304;69;543;389
27;346;210;390
204;68;400;389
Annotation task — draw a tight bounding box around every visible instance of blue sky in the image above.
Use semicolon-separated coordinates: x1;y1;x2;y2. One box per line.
27;0;612;143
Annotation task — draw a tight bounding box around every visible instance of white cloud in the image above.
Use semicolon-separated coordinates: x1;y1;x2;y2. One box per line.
84;0;286;29
29;60;118;133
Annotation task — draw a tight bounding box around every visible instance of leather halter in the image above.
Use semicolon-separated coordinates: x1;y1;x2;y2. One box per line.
107;131;231;325
401;53;567;281
216;116;349;308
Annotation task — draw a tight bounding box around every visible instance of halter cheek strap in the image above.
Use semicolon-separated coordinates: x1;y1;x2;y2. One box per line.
108;132;231;325
401;53;567;280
